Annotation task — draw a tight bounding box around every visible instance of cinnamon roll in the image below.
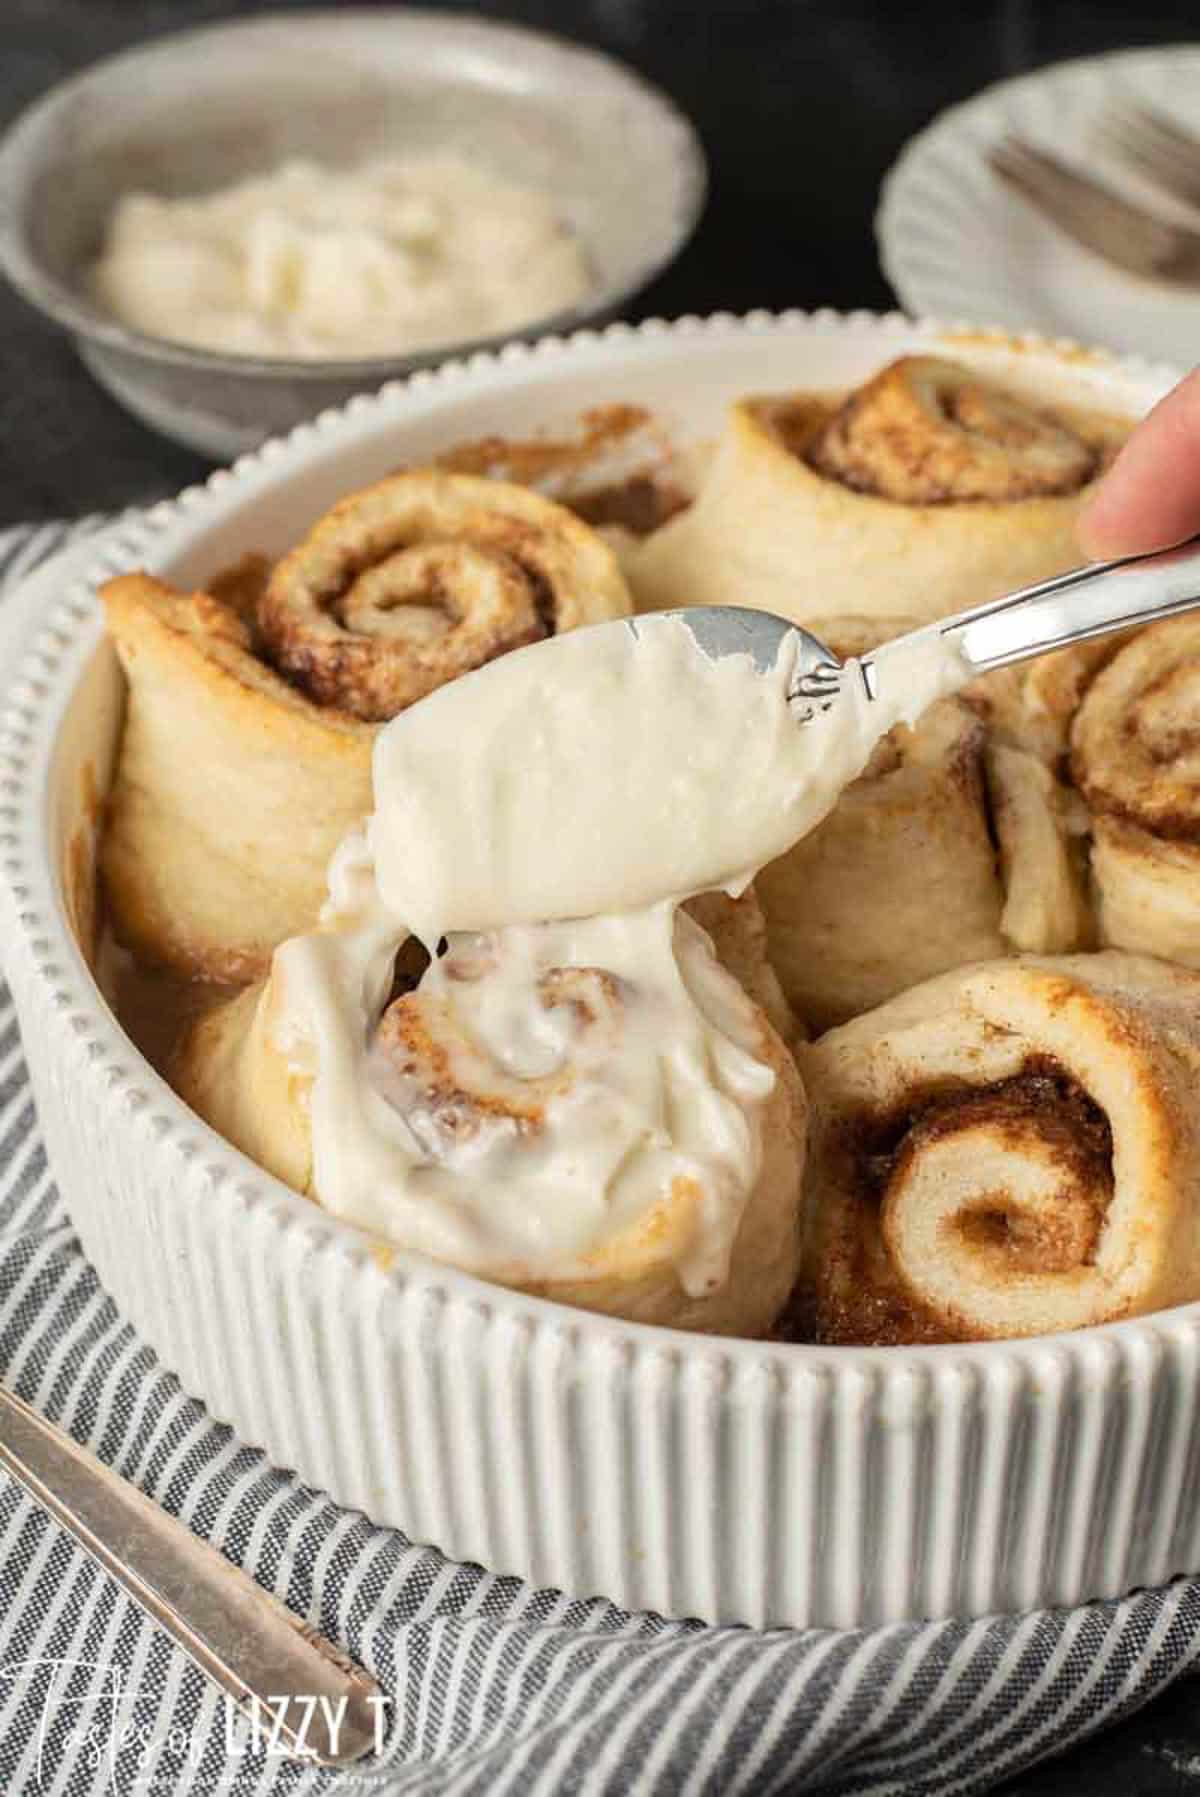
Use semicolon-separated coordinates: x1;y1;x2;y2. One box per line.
684;888;797;1047
962;635;1132;767
630;355;1127;625
753;617;1089;1032
100;470;632;982
176;894;805;1336
798;953;1200;1343
1071;616;1200;967
985;741;1093;956
432;404;696;547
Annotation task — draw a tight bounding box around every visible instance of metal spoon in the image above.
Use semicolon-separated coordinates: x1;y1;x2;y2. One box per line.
663;533;1200;717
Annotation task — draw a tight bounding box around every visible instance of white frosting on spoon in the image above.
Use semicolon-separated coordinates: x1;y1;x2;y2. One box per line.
368;613;963;948
270;612;969;1290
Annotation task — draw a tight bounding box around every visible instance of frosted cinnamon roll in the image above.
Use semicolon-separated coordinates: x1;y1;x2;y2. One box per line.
685;888;797;1047
798;954;1200;1343
630;354;1128;625
753;617;1088;1032
177;891;805;1336
1071;616;1200;966
100;471;632;981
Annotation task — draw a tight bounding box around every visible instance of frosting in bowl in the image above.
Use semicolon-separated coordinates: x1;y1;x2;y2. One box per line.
91;153;592;360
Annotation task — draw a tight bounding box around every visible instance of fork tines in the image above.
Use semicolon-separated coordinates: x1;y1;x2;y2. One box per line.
1096;99;1200;209
988;134;1200;283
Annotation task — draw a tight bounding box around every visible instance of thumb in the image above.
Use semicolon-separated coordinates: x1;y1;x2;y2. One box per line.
1078;367;1200;560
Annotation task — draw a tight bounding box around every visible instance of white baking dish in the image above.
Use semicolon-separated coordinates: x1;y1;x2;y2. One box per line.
2;311;1196;1630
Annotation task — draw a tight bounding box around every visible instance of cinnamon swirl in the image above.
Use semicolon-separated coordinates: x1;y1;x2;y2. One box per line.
630;355;1127;625
100;470;632;981
1071;615;1200;966
798;954;1200;1343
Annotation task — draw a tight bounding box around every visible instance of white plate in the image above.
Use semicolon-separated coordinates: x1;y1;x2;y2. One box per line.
878;45;1200;364
2;312;1196;1631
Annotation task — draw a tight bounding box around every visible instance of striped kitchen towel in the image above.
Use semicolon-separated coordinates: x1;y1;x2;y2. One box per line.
0;516;1198;1797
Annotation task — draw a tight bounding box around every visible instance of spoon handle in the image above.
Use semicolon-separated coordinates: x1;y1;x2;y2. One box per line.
941;535;1200;675
857;535;1200;700
0;1383;382;1766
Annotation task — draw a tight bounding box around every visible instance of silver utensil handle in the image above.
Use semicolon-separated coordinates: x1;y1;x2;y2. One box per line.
944;535;1200;674
0;1385;382;1767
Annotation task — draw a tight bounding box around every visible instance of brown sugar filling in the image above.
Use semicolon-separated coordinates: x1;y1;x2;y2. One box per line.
776;1057;1114;1346
855;1058;1113;1210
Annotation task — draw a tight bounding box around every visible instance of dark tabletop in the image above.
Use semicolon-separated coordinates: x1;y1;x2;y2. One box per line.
5;2;1200;1790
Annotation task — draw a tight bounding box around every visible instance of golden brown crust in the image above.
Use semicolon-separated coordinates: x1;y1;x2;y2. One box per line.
100;572;375;983
432;403;693;536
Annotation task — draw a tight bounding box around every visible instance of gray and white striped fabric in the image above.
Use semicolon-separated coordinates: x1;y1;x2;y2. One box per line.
1;517;1198;1797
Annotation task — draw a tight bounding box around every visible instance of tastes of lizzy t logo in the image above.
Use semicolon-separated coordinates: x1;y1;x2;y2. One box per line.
0;1659;390;1791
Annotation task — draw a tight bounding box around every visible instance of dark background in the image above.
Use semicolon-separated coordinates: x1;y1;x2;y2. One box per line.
5;2;1200;1790
3;0;1200;527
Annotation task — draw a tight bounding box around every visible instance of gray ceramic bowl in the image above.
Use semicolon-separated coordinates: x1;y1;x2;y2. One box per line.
0;9;705;459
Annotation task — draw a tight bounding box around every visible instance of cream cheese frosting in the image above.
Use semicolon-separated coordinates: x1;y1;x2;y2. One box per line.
269;611;970;1290
91;153;592;360
273;847;775;1292
368;612;967;948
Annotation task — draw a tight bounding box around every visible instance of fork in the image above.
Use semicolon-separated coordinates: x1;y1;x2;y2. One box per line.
668;533;1200;723
987;134;1200;282
1095;99;1200;210
0;1381;382;1766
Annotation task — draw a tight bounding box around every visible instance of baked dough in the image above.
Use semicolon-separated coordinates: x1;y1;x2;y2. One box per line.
630;355;1128;625
100;470;632;981
754;616;1089;1031
800;953;1200;1342
176;892;806;1337
1071;616;1200;967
